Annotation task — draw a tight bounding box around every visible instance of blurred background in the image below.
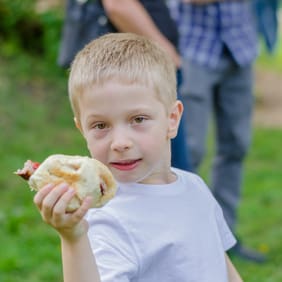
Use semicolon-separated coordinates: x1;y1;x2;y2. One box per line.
0;1;281;281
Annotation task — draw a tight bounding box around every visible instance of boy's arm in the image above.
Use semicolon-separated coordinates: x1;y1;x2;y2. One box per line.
33;183;100;282
102;0;180;67
61;233;101;282
225;253;243;282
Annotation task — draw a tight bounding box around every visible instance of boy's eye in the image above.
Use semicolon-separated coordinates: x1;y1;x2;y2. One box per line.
94;122;107;129
133;116;145;124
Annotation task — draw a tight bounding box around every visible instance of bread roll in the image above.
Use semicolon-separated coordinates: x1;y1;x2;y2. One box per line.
16;154;117;212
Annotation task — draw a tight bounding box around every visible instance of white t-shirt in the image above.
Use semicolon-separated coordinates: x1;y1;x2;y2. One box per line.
85;169;236;282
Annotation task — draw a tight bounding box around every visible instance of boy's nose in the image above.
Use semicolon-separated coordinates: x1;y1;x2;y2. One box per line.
110;128;133;152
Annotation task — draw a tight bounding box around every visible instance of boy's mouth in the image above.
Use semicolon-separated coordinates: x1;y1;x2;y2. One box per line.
110;159;141;171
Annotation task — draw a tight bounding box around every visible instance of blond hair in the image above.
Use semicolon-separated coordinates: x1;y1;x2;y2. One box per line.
68;33;177;118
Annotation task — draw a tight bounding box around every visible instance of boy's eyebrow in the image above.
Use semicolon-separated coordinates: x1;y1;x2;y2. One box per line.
125;105;159;116
85;114;105;121
85;106;155;121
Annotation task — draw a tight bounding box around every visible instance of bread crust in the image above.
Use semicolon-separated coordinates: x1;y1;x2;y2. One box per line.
27;154;117;211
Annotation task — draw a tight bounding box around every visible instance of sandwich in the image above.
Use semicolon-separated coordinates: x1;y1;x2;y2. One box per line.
15;154;117;212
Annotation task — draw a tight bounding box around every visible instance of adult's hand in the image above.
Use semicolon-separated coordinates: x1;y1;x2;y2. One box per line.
102;0;181;68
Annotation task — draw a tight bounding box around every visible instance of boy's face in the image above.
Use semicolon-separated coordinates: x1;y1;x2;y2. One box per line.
76;82;182;184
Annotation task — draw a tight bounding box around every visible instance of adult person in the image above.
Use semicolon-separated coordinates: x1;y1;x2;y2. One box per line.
167;0;266;262
58;0;192;171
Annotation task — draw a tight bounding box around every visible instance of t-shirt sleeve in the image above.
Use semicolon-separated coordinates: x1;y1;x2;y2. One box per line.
193;174;236;251
214;201;237;251
85;210;139;282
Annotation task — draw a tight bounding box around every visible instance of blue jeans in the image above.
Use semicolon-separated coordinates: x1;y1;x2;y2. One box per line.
180;53;254;231
171;69;192;171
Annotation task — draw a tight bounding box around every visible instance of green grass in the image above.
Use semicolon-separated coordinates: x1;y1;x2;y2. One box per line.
236;128;282;281
256;37;282;73
1;44;282;281
0;54;88;282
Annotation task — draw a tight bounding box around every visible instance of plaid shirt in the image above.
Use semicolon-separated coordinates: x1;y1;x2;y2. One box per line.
168;1;258;68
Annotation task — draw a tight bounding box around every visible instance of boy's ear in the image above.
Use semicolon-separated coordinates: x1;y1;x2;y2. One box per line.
74;117;83;134
167;100;183;139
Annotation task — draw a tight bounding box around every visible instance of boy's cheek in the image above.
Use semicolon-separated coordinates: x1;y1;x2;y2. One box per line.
86;141;102;160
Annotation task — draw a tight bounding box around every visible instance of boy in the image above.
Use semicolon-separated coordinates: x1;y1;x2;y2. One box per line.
34;33;242;282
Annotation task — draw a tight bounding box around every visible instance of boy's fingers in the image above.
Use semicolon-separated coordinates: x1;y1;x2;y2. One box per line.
33;183;55;208
34;183;92;228
71;196;93;223
53;196;92;237
36;183;69;221
42;182;69;207
52;188;76;216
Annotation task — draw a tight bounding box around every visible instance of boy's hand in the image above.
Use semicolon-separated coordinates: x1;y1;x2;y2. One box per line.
33;183;93;242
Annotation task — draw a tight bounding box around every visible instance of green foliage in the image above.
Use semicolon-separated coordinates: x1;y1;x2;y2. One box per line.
0;0;63;62
40;10;64;63
0;0;35;28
